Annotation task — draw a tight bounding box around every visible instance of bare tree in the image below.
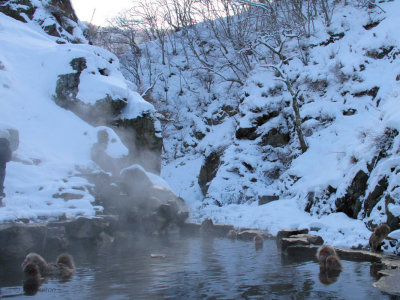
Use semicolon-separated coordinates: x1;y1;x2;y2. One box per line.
256;33;308;153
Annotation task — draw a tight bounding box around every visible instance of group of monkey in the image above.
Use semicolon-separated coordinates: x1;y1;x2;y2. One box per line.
21;252;75;295
20;224;393;294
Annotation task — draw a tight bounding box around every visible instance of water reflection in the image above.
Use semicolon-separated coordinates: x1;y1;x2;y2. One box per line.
0;234;393;299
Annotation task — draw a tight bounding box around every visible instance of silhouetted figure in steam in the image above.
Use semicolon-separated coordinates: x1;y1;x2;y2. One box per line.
254;234;264;250
0;129;12;202
91;129;118;175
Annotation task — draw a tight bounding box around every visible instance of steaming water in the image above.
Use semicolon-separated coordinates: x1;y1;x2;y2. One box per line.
0;235;392;299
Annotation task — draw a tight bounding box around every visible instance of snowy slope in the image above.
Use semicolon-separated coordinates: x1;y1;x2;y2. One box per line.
118;0;400;250
0;9;154;222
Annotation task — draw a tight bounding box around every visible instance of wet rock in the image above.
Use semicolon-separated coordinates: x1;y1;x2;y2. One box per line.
200;218;214;233
65;217;110;239
180;222;201;235
291;234;324;245
277;228;309;241
237;230;268;241
213;224;235;237
0;224;47;259
227;229;238;239
198;151;222;195
281;237;311;250
342;108;357;116
373;269;400;296
52;192;84;200
44;224;69;250
285;245;319;260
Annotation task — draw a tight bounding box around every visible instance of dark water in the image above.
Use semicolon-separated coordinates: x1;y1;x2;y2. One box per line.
0;235;392;299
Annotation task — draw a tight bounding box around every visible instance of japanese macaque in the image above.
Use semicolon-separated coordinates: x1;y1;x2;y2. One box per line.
227;229;238;240
22;253;75;278
369;224;391;252
254;234;264;250
316;245;343;271
23;263;41;296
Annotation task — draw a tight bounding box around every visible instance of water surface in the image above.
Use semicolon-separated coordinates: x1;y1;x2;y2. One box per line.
0;234;391;299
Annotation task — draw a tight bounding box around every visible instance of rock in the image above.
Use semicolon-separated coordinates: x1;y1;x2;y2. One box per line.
285;245;319;260
227;229;238;239
113;114;162;174
276;228;309;241
65;217;110;239
342;108;357;116
374;269;400;296
235;127;259;140
335;170;369;218
198;151;222;195
385;195;400;231
0;224;47;259
213;224;235;237
237;230;266;241
291;234;324;245
180;222;201;235
280;237;311;250
44;224;69;250
259;128;290;147
200;218;214;233
0;0;36;23
258;195;279;205
363;177;388;217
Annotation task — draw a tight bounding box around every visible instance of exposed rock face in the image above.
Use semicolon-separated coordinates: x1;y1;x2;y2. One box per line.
113;115;162;174
55;57;127;126
335;170;369;218
363;177;388;217
0;0;86;43
198;151;222;195
259;128;290;147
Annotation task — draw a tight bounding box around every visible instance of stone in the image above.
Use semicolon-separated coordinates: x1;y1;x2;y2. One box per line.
373;269;400;296
180;222;201;235
335;170;369;218
235;127;259;140
65;217;110;239
0;224;47;259
363;177;388;217
259;128;290;147
198;151;222;195
213;224;235;237
290;234;324;245
280;237;310;250
258;195;279;205
276;228;309;241
237;230;265;241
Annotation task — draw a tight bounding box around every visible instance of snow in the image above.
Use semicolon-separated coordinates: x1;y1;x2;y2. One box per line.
0;9;155;223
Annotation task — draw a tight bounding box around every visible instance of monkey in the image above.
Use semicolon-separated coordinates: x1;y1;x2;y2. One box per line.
318;268;341;285
369;224;391;252
316;245;336;265
23;263;41;296
22;253;75;278
325;255;343;271
316;245;343;271
254;234;264;250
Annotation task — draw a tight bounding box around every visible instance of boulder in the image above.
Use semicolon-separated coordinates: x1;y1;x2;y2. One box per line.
65;217;111;239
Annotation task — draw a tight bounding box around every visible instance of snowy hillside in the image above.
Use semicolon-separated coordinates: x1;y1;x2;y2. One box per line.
116;0;400;250
0;2;157;222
